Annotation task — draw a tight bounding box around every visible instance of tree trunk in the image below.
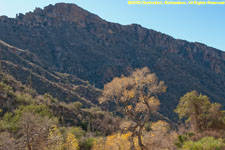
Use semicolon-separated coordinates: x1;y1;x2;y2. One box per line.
138;125;145;150
27;143;32;150
129;136;135;150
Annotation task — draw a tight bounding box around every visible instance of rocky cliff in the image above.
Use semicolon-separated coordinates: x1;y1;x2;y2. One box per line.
0;3;224;120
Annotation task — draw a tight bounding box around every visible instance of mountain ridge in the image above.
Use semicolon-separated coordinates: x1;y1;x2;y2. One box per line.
0;3;224;120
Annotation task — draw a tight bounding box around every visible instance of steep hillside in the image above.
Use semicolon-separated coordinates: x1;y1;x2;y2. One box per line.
0;3;225;119
0;40;101;107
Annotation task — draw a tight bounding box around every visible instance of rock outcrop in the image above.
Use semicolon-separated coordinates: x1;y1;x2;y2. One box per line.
0;3;224;120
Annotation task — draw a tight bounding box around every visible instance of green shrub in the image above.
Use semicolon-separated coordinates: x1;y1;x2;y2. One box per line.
0;112;20;132
15;92;34;104
175;132;194;148
0;82;13;95
67;127;86;139
15;104;52;117
79;137;96;150
182;137;225;150
0;104;53;132
73;102;83;111
43;93;58;103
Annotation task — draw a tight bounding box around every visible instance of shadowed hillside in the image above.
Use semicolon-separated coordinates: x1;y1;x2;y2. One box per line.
0;3;225;120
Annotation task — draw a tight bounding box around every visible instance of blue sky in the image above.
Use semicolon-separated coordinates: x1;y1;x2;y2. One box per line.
0;0;224;51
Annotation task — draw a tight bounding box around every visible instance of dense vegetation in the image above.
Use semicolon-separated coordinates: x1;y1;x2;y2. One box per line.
0;66;225;150
0;66;120;150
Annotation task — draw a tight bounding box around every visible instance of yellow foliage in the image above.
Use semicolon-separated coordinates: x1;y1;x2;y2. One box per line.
147;97;160;112
92;132;141;150
64;133;79;150
127;105;133;111
135;102;147;112
128;90;135;98
99;67;166;150
105;133;131;150
92;138;105;150
122;90;135;102
133;137;141;150
47;125;64;150
151;120;169;134
121;132;132;139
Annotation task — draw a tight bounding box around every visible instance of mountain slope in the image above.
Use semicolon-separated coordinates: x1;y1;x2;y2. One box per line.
0;40;100;107
0;3;224;119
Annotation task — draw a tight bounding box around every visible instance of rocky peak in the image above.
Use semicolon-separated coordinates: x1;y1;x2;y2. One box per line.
14;3;104;28
43;3;102;24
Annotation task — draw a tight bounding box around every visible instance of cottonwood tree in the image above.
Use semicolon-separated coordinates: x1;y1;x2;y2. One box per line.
175;91;225;132
18;113;57;150
99;67;166;150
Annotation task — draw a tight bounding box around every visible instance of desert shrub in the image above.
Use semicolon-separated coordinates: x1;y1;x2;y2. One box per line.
0;104;53;132
15;92;34;104
175;132;194;148
15;104;52;117
182;137;225;150
0;82;12;93
143;121;178;150
79;137;96;150
0;112;20;132
43;93;58;103
66;127;86;139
